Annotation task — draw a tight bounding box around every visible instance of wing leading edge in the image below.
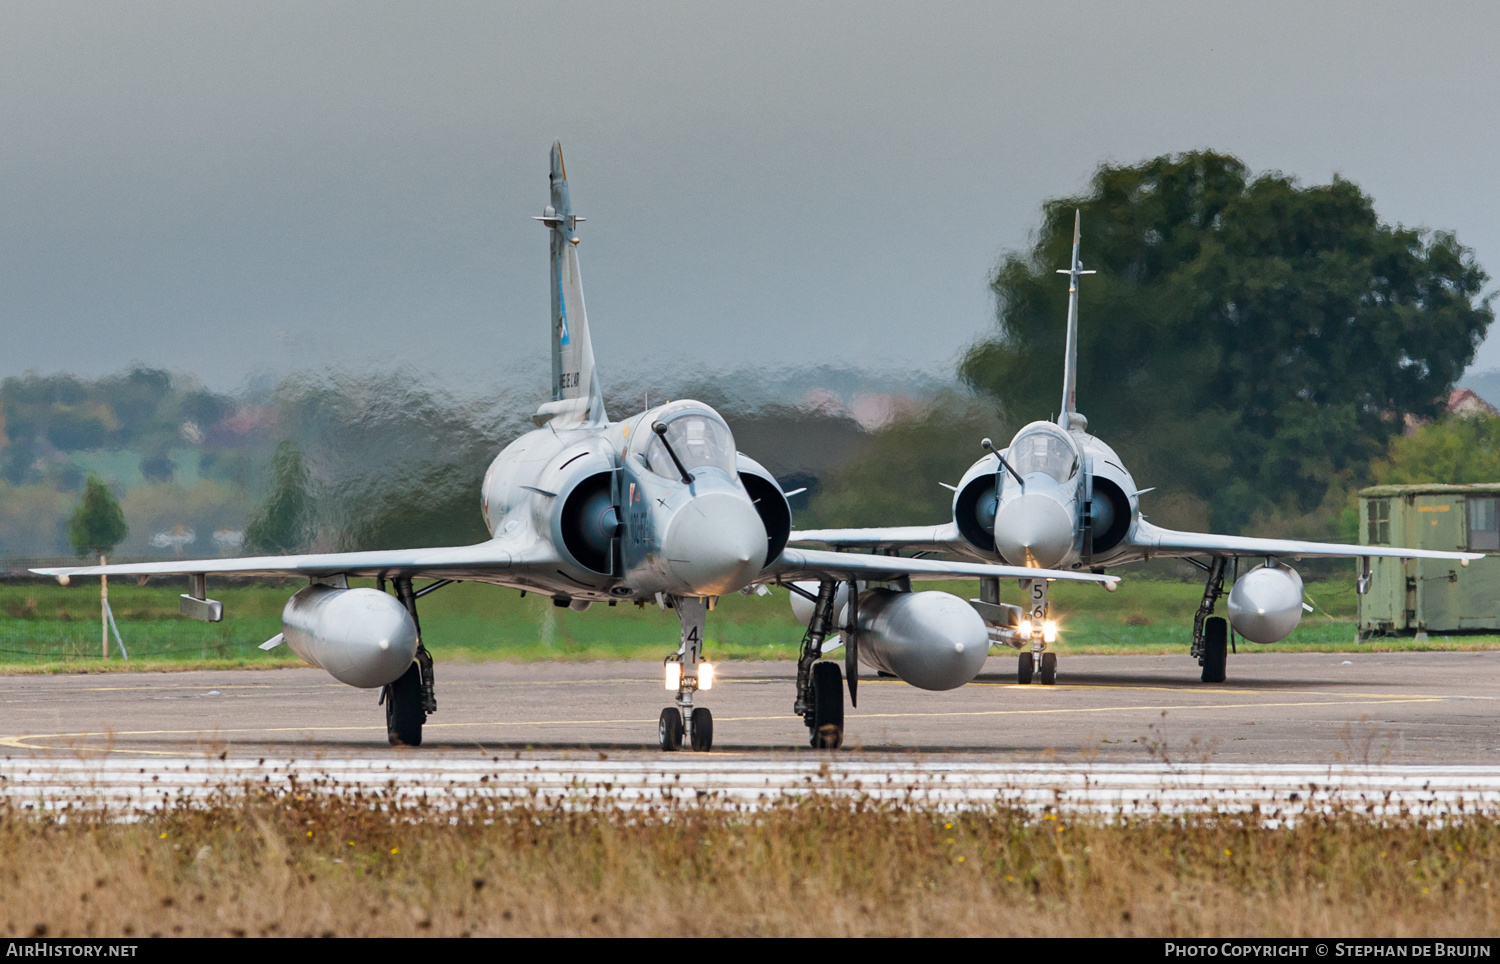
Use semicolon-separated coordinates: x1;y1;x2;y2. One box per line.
788;523;968;556
30;537;561;584
33;542;1119;590
764;548;1118;587
790;519;1482;567
1126;519;1483;564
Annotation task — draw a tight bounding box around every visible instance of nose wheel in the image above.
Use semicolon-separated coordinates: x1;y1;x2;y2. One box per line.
690;707;713;751
658;707;684;751
657;705;714;751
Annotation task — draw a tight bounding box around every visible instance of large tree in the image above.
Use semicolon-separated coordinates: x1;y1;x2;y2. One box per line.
961;151;1493;533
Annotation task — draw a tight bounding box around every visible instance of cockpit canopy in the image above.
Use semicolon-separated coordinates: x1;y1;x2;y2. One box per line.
636;401;737;479
1007;422;1080;484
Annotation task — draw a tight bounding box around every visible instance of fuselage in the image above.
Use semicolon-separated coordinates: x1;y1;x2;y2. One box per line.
479;399;783;601
951;418;1144;571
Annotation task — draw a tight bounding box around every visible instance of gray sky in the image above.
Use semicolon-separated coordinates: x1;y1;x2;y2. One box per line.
3;1;1498;391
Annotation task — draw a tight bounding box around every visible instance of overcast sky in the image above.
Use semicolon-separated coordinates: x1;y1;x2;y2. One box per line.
3;1;1498;392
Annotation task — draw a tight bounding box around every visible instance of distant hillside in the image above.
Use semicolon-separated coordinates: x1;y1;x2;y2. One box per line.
1459;369;1500;411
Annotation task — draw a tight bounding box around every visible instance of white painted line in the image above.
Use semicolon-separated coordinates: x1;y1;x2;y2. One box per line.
3;758;1500;819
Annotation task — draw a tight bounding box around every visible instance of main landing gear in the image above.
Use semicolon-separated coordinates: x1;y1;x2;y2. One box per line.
794;580;845;749
380;576;441;747
659;596;714;752
1190;557;1230;684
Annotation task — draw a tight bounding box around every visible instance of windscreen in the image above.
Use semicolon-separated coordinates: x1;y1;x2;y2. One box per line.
1008;425;1079;484
643;413;737;478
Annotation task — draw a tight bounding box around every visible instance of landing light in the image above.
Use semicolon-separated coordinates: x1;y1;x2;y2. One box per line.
1017;619;1033;639
1043;620;1058;644
664;662;681;691
699;663;714;691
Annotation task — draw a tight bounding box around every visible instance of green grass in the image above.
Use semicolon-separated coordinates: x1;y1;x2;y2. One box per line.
2;574;1497;672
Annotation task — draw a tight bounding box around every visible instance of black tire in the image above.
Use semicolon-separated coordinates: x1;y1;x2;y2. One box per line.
1040;651;1058;686
690;707;714;752
658;707;684;751
1017;651;1035;685
810;661;844;750
385;662;425;747
1201;615;1228;684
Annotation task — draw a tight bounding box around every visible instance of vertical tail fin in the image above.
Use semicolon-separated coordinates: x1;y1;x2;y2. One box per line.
533;141;607;428
1055;210;1095;433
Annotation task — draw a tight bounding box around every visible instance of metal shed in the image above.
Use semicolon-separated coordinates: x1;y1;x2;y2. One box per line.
1358;483;1500;638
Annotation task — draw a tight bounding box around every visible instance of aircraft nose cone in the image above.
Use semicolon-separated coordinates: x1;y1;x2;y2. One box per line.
993;492;1076;569
662;493;768;596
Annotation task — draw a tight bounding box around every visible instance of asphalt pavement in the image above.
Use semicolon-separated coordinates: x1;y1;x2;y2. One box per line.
0;651;1493;764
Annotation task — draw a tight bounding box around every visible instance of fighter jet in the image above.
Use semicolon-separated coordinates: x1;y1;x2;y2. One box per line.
33;146;1118;751
791;212;1481;686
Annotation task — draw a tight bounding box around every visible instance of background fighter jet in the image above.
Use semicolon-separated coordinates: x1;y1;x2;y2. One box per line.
792;212;1481;686
34;146;1117;751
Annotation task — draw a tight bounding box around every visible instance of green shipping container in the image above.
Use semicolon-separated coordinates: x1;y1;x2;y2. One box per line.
1358;484;1500;637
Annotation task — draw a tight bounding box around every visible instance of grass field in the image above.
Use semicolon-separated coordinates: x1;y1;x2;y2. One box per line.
3;791;1497;937
1;574;1495;672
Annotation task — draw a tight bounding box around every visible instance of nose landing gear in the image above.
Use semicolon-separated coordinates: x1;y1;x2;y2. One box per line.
1016;578;1057;685
973;576;1061;685
659;596;714;752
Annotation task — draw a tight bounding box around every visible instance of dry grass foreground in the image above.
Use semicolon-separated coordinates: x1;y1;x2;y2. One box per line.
0;792;1495;937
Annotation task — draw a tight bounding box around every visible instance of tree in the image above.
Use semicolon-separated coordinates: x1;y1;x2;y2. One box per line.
66;472;128;660
1373;415;1500;485
961;151;1493;534
66;472;128;557
245;439;311;554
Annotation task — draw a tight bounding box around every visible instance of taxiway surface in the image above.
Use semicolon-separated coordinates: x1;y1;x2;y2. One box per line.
0;651;1495;763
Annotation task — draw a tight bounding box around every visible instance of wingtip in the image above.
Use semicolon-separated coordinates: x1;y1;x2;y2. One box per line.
550;141;566;181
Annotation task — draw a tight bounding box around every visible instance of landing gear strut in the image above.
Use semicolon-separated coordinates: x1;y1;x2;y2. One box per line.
659;596;714;752
1016;578;1057;685
1190;557;1230;684
382;576;439;747
793;581;844;749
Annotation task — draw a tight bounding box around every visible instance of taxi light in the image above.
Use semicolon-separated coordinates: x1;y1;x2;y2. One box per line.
664;662;681;691
1042;620;1058;644
1017;619;1032;639
698;662;714;691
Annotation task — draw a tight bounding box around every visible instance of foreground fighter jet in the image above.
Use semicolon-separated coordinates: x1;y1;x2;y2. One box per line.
792;212;1480;685
34;146;1117;751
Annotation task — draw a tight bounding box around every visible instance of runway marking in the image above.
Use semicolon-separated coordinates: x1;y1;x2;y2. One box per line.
5;757;1500;819
0;694;1449;752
